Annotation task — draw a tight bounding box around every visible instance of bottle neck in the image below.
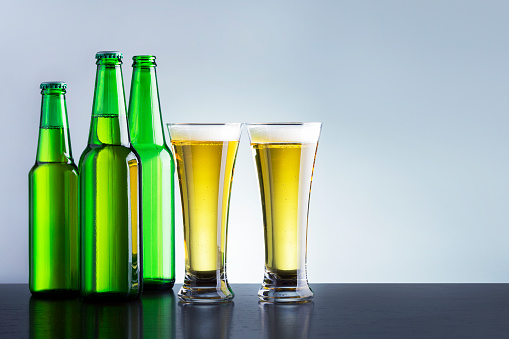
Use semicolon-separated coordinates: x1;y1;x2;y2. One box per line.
88;62;130;146
128;65;166;146
36;90;73;163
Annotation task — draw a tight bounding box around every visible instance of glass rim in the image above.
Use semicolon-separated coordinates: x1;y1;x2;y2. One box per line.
166;122;243;127
245;122;321;126
245;122;321;143
167;123;243;141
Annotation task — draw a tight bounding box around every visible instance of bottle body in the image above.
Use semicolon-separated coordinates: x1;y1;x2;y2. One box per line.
29;162;79;295
80;144;141;299
29;82;79;296
80;52;142;300
134;145;175;289
128;55;175;290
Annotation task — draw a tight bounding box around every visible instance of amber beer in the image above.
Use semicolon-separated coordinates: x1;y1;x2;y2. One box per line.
247;123;321;303
253;143;316;274
168;123;242;303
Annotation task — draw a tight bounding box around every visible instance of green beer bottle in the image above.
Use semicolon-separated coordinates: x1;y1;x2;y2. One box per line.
128;55;175;291
29;82;79;296
79;51;142;300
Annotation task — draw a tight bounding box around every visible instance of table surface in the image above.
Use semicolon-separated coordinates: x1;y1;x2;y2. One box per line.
1;283;509;338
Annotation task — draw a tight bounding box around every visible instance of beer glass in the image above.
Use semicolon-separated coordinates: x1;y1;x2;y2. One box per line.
167;123;242;303
246;122;321;303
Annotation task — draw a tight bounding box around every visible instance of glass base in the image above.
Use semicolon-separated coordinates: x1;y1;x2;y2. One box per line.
258;271;314;303
143;278;175;292
178;273;234;303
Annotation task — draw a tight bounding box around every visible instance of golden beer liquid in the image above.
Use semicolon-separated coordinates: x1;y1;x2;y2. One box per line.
172;140;239;278
252;142;318;279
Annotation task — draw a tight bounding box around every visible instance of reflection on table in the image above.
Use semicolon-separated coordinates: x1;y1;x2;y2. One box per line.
28;291;313;339
260;301;314;339
29;296;81;338
29;291;177;338
180;302;234;339
142;291;176;338
81;299;142;338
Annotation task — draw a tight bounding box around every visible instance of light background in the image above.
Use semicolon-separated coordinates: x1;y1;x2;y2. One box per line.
1;0;508;283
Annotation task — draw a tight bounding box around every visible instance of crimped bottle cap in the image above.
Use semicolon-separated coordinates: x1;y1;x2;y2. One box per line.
95;51;123;59
40;82;67;90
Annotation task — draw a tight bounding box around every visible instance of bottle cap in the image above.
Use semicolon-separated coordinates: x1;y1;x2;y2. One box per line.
95;51;123;59
40;82;67;90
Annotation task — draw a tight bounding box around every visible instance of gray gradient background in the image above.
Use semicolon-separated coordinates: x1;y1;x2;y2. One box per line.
1;0;508;283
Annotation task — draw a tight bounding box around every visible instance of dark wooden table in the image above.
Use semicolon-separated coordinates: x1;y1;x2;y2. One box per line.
1;284;509;338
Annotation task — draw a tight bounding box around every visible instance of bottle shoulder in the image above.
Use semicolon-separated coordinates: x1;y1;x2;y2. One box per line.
131;144;173;160
29;161;78;176
79;145;140;168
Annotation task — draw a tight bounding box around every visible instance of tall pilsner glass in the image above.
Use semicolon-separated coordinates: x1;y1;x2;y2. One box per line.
167;123;242;303
246;122;321;303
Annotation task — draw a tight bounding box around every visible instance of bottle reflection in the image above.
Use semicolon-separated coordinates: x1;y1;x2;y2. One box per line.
180;302;234;339
260;301;314;339
29;296;81;338
31;293;180;338
142;291;176;338
81;299;142;338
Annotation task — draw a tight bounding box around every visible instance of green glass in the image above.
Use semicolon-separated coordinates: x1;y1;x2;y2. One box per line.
29;82;79;296
79;51;142;300
128;55;175;291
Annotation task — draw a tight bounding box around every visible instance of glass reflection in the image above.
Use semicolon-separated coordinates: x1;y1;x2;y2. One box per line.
260;301;314;339
180;302;234;339
29;296;81;338
81;299;142;338
142;291;176;338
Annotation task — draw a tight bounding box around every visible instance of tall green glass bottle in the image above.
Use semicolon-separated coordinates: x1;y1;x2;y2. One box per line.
29;82;79;296
79;51;142;300
128;55;175;291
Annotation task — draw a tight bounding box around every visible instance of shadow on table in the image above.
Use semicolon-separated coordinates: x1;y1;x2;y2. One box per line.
260;301;314;339
29;291;177;338
179;302;234;339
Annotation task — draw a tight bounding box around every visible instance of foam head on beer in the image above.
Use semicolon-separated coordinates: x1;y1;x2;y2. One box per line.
246;122;322;144
168;123;242;141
